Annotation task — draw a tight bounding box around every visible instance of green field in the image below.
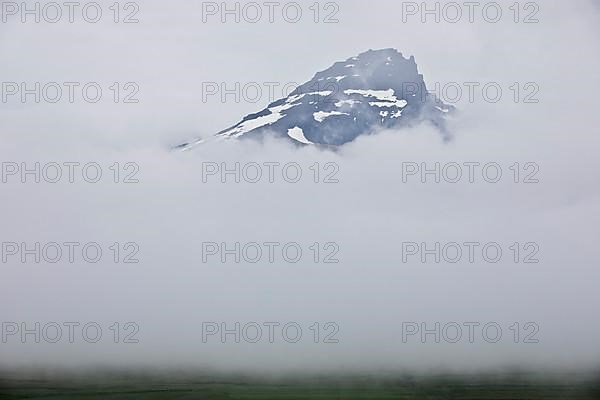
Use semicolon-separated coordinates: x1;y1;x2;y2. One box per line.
1;370;599;399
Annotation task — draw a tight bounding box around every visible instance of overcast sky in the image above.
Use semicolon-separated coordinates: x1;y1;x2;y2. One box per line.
1;0;600;374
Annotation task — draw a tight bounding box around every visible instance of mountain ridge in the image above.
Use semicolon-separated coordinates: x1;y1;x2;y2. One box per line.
178;48;452;149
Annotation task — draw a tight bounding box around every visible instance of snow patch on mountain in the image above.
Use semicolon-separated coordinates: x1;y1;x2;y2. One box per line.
313;110;349;122
287;127;313;144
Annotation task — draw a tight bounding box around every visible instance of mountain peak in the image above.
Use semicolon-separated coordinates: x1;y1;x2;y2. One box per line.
179;49;451;149
299;48;424;100
356;47;414;61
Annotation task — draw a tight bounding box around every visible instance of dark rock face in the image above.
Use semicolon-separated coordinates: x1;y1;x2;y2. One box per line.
179;48;452;149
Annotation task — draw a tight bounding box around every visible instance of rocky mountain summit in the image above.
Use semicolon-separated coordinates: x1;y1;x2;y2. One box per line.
179;48;452;149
